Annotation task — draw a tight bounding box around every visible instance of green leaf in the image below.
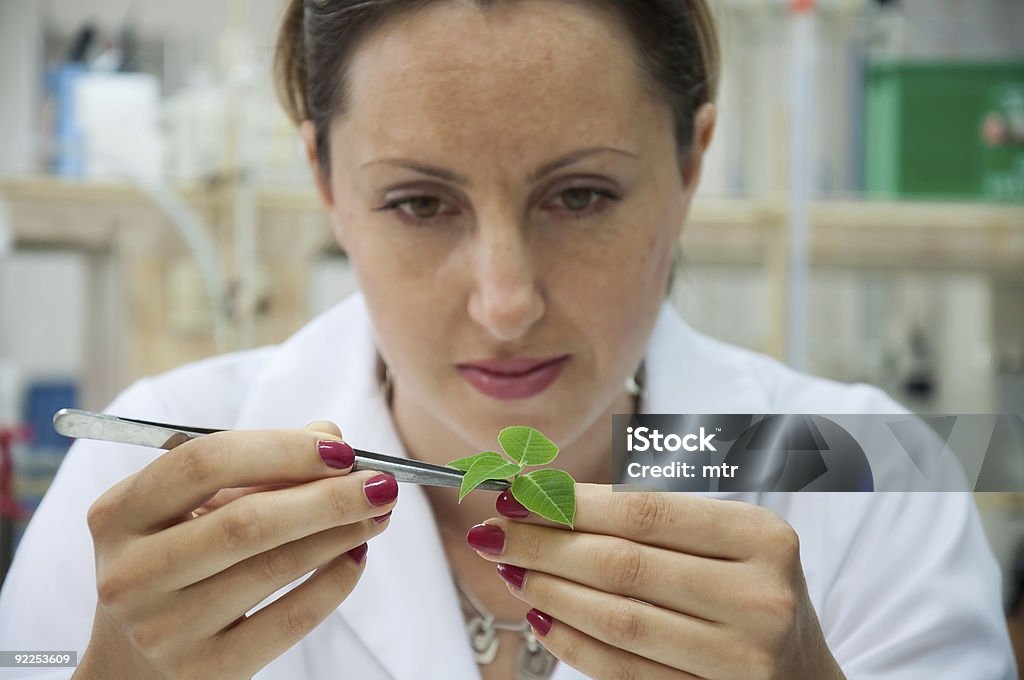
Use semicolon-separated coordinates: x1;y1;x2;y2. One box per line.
511;469;576;527
446;451;506;472
498;426;559;466
459;455;522;502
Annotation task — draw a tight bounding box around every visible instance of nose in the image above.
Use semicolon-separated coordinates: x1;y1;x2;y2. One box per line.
467;223;545;343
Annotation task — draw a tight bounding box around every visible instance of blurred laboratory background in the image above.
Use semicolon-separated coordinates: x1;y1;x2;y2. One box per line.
0;0;1022;662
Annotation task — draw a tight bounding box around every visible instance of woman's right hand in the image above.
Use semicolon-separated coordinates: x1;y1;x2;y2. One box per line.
74;421;398;680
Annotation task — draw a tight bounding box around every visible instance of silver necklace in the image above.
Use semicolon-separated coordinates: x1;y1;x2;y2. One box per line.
453;576;558;680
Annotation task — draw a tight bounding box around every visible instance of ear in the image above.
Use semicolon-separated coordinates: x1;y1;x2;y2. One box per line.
300;120;335;210
679;103;717;191
300;120;350;252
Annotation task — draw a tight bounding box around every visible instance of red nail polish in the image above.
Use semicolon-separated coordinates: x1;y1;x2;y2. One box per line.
466;523;505;555
373;510;393;524
364;474;398;506
496;563;527;590
526;609;553;637
318;440;355;469
348;542;368;565
496;490;530;518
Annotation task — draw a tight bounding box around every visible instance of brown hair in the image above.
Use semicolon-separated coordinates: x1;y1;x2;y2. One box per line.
275;0;720;173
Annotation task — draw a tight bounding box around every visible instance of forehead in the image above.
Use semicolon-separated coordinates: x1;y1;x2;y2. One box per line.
336;0;667;161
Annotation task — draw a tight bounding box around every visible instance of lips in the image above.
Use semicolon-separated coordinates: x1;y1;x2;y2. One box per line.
457;355;570;400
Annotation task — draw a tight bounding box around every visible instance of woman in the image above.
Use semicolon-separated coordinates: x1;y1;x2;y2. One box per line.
0;0;1015;678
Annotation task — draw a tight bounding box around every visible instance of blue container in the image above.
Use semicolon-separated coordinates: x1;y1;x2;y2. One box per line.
46;63;87;177
23;380;78;449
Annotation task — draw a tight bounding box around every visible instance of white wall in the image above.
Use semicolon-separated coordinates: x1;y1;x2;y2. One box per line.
0;1;41;174
0;251;87;421
0;252;87;379
903;0;1024;59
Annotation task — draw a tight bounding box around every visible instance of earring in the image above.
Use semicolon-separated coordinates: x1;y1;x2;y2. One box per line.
625;360;647;399
378;354;394;405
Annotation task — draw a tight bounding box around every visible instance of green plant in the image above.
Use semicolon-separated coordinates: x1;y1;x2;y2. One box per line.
446;426;576;527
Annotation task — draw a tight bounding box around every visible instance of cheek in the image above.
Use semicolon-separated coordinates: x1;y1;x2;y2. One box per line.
327;193;464;347
351;244;429;325
551;214;674;356
344;233;454;360
355;268;440;379
563;222;671;309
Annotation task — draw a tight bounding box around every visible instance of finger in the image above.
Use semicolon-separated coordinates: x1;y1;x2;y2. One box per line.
497;485;768;558
468;519;740;622
524;610;702;680
508;569;727;678
116;429;357;534
305;421;342;438
184;514;388;636
134;470;398;589
194;484;297;516
214;545;368;676
570;484;769;559
494;490;568;529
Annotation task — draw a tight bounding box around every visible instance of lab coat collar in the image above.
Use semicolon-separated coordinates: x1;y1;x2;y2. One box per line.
644;299;773;413
233;293;755;680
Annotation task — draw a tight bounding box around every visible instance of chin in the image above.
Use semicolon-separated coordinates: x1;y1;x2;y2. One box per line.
490;404;579;446
449;372;600;440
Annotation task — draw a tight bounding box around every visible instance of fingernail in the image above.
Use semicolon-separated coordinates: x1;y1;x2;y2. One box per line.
466;523;505;555
348;542;368;565
373;510;393;524
496;563;527;590
318;440;355;469
496;490;530;518
364;474;399;506
526;608;553;637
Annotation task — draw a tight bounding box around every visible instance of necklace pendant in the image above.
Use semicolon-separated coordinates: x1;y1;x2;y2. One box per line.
466;616;499;665
516;631;557;680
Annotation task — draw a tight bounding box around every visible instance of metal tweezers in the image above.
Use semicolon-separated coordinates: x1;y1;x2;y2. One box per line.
52;408;511;492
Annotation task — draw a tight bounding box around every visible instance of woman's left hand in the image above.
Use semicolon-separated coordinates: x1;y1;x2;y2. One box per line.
466;484;846;680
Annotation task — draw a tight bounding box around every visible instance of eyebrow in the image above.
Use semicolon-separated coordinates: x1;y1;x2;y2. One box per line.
359;146;638;185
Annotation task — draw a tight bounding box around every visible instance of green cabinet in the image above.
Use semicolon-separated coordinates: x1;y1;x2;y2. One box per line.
864;61;1024;202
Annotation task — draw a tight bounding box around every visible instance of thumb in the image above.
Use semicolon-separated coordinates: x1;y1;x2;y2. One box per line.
305;420;343;439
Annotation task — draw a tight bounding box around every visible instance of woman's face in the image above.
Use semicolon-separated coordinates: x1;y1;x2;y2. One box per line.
305;0;714;451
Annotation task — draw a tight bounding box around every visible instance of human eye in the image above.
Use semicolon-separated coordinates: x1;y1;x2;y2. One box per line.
377;194;459;225
544;185;620;219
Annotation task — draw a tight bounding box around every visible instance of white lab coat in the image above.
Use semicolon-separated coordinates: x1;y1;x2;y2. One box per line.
0;293;1016;679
